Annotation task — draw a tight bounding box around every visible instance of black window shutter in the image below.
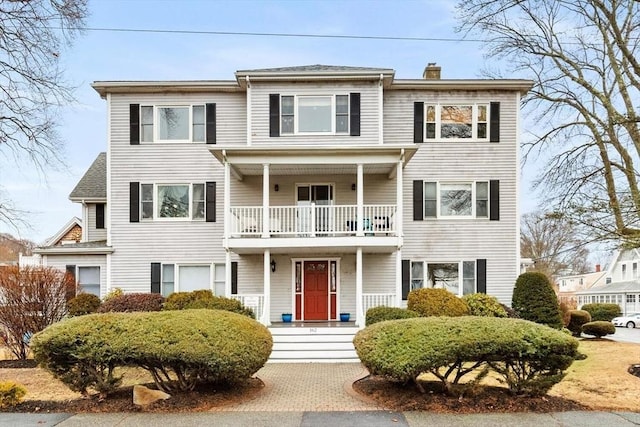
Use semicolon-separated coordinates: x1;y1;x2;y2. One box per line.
206;181;216;222
231;262;238;294
489;180;500;221
206;103;216;144
130;182;140;223
350;92;361;136
130;104;140;145
269;94;280;137
96;203;105;229
65;265;76;284
413;180;423;221
402;260;410;300
477;259;487;293
414;102;424;143
490;102;500;143
151;263;161;294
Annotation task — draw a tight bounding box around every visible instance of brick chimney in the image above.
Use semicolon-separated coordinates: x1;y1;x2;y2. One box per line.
595;264;601;272
423;62;441;79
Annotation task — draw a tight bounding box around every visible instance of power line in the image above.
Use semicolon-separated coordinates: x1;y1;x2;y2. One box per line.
60;26;487;43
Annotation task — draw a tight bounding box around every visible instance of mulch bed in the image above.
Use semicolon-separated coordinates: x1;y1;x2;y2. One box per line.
353;375;590;413
0;359;37;369
10;379;264;413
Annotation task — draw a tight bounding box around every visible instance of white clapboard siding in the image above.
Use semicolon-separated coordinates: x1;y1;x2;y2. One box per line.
87;203;107;242
43;254;108;295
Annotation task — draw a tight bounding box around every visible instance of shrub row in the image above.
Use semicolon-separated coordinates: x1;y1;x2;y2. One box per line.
581;303;621;322
31;309;272;397
365;306;420;326
67;290;254;318
354;316;580;397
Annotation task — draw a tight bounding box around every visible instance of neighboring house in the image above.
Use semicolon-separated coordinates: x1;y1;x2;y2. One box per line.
556;266;606;308
32;154;113;297
576;249;640;316
44;63;531;360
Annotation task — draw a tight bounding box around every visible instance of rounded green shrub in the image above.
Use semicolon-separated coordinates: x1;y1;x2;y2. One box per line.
407;288;469;317
0;381;27;408
567;310;592;337
582;321;616;338
67;293;102;317
97;293;164;312
462;293;507;317
512;272;563;329
164;290;254;318
354;316;579;396
581;303;621;322
32;309;272;396
365;306;420;326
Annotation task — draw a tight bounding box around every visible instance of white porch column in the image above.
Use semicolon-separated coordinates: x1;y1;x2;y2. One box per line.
224;158;231;245
396;158;403;238
262;164;270;238
263;249;271;325
356;247;364;327
356;163;364;237
395;249;402;307
225;250;232;297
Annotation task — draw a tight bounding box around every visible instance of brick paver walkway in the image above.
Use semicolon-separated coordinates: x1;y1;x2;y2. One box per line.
221;363;379;412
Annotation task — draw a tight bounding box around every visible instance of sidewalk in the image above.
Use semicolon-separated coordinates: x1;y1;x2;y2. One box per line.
1;363;638;426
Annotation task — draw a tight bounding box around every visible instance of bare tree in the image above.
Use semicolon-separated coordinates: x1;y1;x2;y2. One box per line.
521;211;590;281
456;0;640;246
0;0;88;229
0;266;75;360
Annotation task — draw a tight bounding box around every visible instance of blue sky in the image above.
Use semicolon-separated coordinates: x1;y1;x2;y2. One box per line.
1;0;539;243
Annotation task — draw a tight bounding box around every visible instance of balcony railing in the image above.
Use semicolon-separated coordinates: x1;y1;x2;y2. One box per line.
230;294;265;321
229;204;396;237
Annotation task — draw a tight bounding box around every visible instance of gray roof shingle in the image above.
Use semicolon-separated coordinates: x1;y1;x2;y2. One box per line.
237;64;394;74
69;153;106;200
575;280;640;294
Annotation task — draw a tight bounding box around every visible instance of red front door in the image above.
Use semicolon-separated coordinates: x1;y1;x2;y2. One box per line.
304;261;329;320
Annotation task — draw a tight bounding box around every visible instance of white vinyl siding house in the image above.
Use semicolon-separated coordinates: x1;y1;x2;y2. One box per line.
42;65;530;334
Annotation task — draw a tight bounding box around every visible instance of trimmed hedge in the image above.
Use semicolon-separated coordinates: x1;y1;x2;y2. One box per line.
462;293;507;317
365;306;420;326
582;321;616;338
67;293;102;317
164;290;254;318
512;272;563;329
97;293;164;313
0;381;27;408
31;309;273;396
407;288;469;317
354;316;579;396
567;310;592;337
581;303;621;322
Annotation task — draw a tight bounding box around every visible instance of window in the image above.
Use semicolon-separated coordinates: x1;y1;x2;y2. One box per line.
423;181;489;218
78;267;100;297
95;203;105;229
140;183;205;220
214;264;226;296
160;263;211;295
410;261;476;296
627;294;637;303
281;95;350;134
425;104;489;140
634;263;638;278
139;105;205;142
622;264;627;280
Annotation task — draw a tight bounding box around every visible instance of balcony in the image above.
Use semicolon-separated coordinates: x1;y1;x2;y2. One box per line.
230;204;396;237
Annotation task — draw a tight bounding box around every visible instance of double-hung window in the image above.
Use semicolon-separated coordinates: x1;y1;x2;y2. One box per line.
425;104;488;140
78;266;100;297
140;183;205;220
160;263;211;296
409;261;476;296
280;95;350;134
139;105;206;143
423;181;489;218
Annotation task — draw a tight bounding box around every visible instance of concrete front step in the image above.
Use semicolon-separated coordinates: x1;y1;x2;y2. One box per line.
268;325;360;363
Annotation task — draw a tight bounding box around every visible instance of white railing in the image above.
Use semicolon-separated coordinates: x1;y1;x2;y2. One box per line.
230;294;265;321
18;253;42;267
362;293;397;313
229;204;396;237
